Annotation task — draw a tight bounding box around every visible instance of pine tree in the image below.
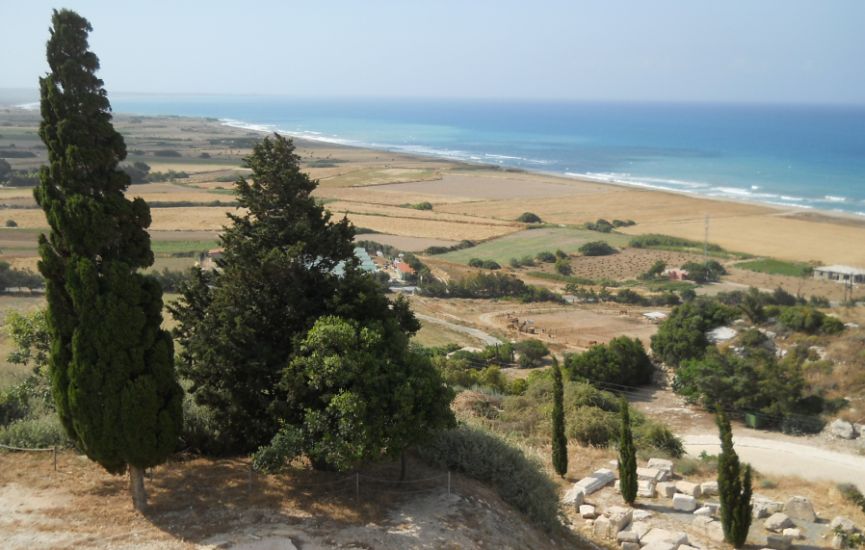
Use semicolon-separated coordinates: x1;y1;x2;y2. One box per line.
618;398;638;505
551;358;567;477
716;411;753;547
35;9;182;511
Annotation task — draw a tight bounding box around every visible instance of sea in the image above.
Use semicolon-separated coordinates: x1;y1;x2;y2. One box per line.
28;95;865;216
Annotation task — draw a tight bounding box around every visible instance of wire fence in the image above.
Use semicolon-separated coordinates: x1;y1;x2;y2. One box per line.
0;442;58;470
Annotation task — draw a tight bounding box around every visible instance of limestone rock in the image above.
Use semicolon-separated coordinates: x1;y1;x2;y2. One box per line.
678;546;700;550
672;493;697;512
632;509;653;521
641;544;675;550
616;530;639;543
621;543;640;550
606;505;633;533
783;495;816;522
693;506;713;517
656;481;677;498
576;468;616;495
579;504;596;519
752;496;784;518
675;481;702;497
829;418;856;439
638;478;657;498
692;516;725;543
641;528;689;546
648;458;674;479
764;512;793;532
592;515;612;539
700;480;719;496
637;467;663;481
631;521;651;540
562;485;585;506
830;516;858;534
782;527;802;539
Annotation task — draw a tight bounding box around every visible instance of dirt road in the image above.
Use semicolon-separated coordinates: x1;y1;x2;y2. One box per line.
414;313;502;346
682;434;865;492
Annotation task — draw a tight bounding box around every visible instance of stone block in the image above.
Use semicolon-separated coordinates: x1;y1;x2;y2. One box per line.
692;516;725;542
579;504;596;519
637;467;663;481
782;527;802;539
616;530;639;543
677;546;700;550
638;479;656;498
632;509;653;521
700;480;719;496
753;496;784;518
592;515;612;539
641;543;676;550
575;468;616;495
606;505;633;533
561;485;585;507
784;496;816;522
631;521;651;540
648;458;674;477
693;506;713;517
641;528;688;546
675;481;702;497
656;481;677;498
765;534;792;550
621;543;640;550
672;493;697;512
764;512;793;532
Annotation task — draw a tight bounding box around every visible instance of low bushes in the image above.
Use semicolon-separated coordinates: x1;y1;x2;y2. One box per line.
579;241;617;256
779;305;844;335
417;426;560;532
516;212;542;223
0;414;68;448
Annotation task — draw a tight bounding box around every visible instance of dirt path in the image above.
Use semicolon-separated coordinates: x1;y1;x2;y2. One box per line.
414;313;502;346
682;434;865;492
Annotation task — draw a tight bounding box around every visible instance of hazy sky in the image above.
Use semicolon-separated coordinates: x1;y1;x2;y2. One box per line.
2;0;864;104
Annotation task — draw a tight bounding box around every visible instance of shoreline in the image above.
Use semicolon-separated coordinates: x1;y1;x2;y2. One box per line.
214;114;865;229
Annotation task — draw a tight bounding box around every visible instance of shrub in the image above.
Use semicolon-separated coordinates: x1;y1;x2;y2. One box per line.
410;201;433;210
535;251;556;263
199;152;211;159
565;336;654;386
469;258;484;268
636;422;684;458
555;249;567;259
516;212;542;223
585;219;614;233
579;241;616;256
612;219;636;227
4;219;17;228
417;426;560;531
482;260;501;270
838;483;865;514
515;339;550;368
554;258;572;275
567;406;618;446
651;298;735;367
0;414;69;448
630;234;725;252
152;149;182;157
779;305;844;334
681;260;727;283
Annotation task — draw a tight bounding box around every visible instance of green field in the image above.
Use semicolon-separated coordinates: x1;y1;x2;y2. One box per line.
736;258;813;277
438;227;631;265
151;240;218;256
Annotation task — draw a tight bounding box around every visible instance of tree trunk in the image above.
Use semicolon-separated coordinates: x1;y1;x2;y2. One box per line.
129;465;148;512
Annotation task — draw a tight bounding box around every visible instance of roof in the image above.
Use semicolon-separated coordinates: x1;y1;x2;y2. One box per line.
396;262;415;274
707;326;737;343
815;265;865;276
643;311;668;321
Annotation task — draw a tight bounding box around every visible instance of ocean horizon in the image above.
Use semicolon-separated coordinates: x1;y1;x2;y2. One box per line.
13;95;865;217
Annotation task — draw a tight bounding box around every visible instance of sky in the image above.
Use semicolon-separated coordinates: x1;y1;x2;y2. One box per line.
2;0;864;104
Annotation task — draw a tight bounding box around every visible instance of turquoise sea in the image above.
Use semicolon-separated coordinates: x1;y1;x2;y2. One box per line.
104;96;865;216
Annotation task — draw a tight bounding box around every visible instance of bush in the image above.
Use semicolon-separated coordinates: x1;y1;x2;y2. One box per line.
482;260;501;270
630;234;725;252
515;339;549;368
554;258;572;275
535;251;556;263
567;406;618;446
681;260;727;283
4;219;17;228
417;426;560;532
585;219;614;233
636;422;684;458
0;414;69;448
152;149;182;157
612;219;636;227
516;212;542;223
579;241;616;256
651;298;735;367
779;305;843;334
469;258;484;268
565;336;654;386
409;201;433;210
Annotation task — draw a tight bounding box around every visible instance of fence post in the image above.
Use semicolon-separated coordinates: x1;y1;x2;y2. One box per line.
447;471;451;496
355;472;360;503
53;446;57;471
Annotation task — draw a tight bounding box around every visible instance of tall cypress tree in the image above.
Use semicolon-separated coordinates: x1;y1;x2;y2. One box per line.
716;411;753;547
35;9;182;511
618;398;637;505
551;358;567;477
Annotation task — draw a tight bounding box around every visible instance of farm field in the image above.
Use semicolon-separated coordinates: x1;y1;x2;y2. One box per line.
735;257;814;277
354;233;458;252
438;227;630;265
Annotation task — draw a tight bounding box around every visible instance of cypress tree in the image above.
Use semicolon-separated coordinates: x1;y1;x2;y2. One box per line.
551;358;567;477
716;411;753;547
35;9;182;511
618;398;638;505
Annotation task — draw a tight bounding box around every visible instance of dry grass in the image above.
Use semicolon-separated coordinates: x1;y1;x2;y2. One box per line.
326;200;517;226
354;233;458;252
343;213;517;241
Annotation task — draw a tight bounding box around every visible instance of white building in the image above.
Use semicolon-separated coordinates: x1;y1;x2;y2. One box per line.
813;265;865;285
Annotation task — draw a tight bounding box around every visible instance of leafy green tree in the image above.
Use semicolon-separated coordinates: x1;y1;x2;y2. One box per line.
0;261;43;291
639;260;667;280
5;310;50;373
681;260;727;283
516;339;550;368
254;315;454;471
0;159;11;182
565;336;653;386
172;134;355;451
34;9;182;510
517;212;542;223
716;411;752;547
551;359;567;477
650;298;735;367
618;398;637;505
